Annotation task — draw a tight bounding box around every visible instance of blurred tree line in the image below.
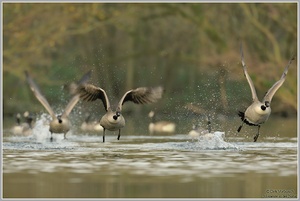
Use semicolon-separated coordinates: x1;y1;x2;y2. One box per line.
3;3;297;122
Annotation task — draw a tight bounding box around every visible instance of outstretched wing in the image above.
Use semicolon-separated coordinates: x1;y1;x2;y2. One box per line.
24;71;56;119
65;70;92;95
62;94;80;118
263;55;295;103
240;44;258;102
117;86;164;111
77;70;92;85
76;84;110;111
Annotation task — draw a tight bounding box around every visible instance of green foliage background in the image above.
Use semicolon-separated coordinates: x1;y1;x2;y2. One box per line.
3;3;297;120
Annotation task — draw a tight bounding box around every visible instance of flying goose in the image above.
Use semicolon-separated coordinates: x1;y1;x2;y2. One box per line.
25;71;90;141
237;45;295;142
148;111;176;135
77;84;164;142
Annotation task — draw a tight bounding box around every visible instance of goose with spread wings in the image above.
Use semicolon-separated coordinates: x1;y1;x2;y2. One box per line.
77;84;164;142
237;45;295;142
25;71;91;141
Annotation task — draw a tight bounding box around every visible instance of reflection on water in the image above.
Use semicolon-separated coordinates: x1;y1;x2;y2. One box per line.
2;115;298;198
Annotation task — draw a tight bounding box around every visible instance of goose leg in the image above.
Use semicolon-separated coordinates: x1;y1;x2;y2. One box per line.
117;129;121;140
50;132;53;142
253;125;260;142
64;132;67;140
103;128;106;143
207;116;212;133
237;122;244;132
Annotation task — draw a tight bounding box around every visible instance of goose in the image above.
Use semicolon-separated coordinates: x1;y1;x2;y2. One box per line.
237;45;295;142
148;111;176;135
188;116;212;138
11;113;22;135
25;71;88;141
23;111;34;128
11;112;33;136
80;113;104;132
77;84;164;142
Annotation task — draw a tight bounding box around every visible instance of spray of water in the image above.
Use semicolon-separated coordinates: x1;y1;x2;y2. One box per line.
196;131;237;150
32;113;66;143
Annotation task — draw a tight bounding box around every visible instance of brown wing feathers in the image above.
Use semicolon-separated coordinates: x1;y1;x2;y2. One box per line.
77;84;109;111
77;84;163;111
121;86;163;105
77;84;100;101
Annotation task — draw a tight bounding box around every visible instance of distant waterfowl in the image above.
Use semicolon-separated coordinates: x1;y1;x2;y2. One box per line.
188;124;206;138
11;113;32;136
11;113;22;135
188;116;212;138
80;113;104;132
187;116;228;146
23;111;35;128
237;45;295;142
25;71;89;141
77;84;164;142
148;111;176;135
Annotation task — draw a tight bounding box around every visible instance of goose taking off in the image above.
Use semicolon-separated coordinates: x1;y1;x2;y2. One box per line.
148;111;176;135
25;71;90;141
77;84;164;142
237;45;295;142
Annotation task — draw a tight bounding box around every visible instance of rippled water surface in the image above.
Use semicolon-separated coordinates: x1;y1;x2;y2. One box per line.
2;116;298;198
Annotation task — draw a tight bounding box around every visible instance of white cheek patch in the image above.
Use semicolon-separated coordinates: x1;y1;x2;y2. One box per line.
255;105;270;115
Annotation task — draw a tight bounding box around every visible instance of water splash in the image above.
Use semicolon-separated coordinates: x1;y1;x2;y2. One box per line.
32;113;67;143
32;113;52;143
195;131;238;150
2;113;79;150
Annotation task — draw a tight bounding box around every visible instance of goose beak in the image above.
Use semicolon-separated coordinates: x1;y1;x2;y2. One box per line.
265;101;270;107
57;115;63;124
113;112;121;120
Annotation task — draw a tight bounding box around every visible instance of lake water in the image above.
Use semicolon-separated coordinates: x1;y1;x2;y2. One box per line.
2;114;298;198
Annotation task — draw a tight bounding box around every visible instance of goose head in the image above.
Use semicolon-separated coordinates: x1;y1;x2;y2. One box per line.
57;115;63;124
23;111;34;128
265;101;270;107
261;101;270;111
113;111;121;120
24;111;34;125
16;113;21;125
148;111;155;118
